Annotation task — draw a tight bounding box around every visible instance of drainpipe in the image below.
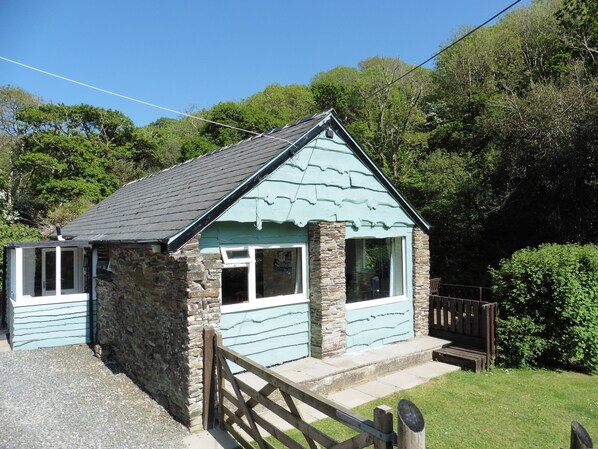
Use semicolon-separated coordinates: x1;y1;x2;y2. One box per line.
1;246;6;329
87;247;95;345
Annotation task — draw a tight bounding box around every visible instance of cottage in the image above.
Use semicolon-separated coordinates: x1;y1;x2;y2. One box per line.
2;110;430;431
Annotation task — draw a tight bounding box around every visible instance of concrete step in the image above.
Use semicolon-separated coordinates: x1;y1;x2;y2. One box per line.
231;336;451;410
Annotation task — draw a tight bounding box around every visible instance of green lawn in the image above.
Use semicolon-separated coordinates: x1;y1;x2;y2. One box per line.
286;369;597;449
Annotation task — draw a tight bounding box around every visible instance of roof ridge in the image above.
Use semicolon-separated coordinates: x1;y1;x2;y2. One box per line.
126;110;333;186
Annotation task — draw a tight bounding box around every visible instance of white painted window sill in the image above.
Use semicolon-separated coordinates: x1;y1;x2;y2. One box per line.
10;293;90;307
345;295;409;311
222;295;308;314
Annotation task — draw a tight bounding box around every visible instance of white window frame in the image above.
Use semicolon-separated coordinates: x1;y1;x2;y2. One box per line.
41;247;81;296
345;237;408;310
220;243;308;313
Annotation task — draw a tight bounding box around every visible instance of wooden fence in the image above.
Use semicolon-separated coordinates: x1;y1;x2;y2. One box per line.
429;295;498;369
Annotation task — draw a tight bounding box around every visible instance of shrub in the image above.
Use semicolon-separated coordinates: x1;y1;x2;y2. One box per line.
490;244;598;372
0;223;41;278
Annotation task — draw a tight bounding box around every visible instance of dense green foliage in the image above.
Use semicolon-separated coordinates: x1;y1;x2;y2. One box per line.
490;244;598;372
0;0;596;286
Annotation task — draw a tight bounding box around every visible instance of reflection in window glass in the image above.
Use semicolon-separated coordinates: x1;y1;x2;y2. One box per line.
345;238;403;303
222;266;249;305
256;248;302;299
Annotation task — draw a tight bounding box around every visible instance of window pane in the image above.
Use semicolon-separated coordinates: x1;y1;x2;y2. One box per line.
226;249;250;260
256;248;302;299
345;238;393;303
45;251;56;291
61;250;75;292
222;266;248;305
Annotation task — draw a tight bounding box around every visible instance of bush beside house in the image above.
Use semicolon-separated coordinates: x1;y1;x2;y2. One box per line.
491;244;598;372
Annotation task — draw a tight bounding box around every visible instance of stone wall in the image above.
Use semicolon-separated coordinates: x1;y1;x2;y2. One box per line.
96;237;222;432
412;226;430;336
308;221;347;358
174;238;222;432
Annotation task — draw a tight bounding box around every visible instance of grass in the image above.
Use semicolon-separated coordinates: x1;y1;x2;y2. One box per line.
279;369;597;449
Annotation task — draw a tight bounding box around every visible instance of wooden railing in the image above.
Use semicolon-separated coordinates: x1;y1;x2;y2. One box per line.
203;327;402;449
429;295;498;369
437;283;493;302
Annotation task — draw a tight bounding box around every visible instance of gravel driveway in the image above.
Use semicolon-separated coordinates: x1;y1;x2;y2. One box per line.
0;344;190;449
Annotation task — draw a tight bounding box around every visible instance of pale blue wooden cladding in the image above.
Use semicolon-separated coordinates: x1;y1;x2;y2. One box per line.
220;302;310;369
346;301;414;352
9;300;94;350
200;222;307;253
217;131;416;236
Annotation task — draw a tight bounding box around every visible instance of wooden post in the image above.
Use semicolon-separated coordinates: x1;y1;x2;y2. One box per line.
397;399;425;449
373;405;394;449
203;327;216;430
570;421;593;449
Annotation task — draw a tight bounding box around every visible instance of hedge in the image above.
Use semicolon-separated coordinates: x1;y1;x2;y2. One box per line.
490;244;598;372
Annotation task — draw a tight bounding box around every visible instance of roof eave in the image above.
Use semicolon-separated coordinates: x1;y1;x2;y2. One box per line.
165;114;333;252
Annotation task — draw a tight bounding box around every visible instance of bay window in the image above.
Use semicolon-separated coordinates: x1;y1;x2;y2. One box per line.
345;237;405;305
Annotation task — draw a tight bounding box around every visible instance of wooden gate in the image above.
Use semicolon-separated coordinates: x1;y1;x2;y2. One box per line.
203;327;398;449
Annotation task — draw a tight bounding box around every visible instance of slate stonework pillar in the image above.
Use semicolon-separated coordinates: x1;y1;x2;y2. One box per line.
308;221;347;358
412;226;430;336
174;236;222;432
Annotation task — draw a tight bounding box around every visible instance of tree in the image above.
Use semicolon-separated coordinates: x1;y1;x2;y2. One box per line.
243;84;316;122
0;86;43;216
13;104;160;223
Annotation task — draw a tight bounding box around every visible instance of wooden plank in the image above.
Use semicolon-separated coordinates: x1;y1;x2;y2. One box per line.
203;327;215;430
281;391;318;449
472;302;480;337
442;297;449;330
330;432;373;449
235;383;277;419
223;403;302;449
223;382;338;449
456;300;463;334
222;419;260;449
464;300;472;336
436;297;442;329
449;297;456;332
216;332;225;428
373;405;394;449
218;352;267;449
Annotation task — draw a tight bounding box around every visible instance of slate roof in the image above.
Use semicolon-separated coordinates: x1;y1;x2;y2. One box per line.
61;111;330;248
61;109;429;251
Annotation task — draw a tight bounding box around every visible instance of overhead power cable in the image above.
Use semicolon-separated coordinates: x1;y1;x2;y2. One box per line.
366;0;523;98
1;0;523;138
0;55;296;147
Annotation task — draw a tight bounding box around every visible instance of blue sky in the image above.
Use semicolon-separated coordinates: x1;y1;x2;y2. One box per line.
0;1;529;126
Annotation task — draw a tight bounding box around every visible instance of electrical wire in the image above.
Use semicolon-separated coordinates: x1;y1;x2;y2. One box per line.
1;0;523;136
0;55;296;146
366;0;523;98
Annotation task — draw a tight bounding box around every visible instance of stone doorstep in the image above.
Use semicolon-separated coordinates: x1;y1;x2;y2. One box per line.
292;335;451;395
229;336;450;416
